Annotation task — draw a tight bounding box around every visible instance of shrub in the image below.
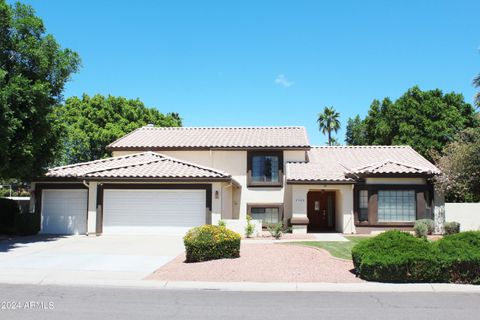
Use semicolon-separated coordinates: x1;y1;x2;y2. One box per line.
267;222;285;240
184;225;241;263
444;221;460;235
351;230;443;283
15;212;41;236
434;231;480;284
0;198;20;234
414;219;434;238
245;215;254;238
352;230;480;284
218;220;226;227
414;222;428;238
415;219;434;235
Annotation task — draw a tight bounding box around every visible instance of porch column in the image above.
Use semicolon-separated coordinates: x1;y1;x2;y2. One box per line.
291;185;308;234
433;188;445;234
211;182;222;225
87;182;98;236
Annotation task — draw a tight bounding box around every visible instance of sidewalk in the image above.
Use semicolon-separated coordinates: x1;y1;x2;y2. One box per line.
0;272;479;293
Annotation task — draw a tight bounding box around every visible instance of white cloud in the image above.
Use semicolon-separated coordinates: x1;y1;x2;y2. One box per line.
274;74;293;88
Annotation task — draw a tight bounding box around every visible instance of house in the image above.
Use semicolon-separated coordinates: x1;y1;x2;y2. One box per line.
31;126;444;235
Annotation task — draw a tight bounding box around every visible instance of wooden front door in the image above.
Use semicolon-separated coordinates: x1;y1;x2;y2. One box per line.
307;191;335;232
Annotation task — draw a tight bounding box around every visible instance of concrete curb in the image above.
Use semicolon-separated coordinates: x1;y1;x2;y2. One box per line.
1;278;480;292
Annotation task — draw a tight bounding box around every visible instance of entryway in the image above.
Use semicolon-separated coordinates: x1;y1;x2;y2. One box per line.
307;191;336;232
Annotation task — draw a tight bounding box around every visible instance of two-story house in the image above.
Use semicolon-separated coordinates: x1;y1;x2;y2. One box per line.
32;126;444;235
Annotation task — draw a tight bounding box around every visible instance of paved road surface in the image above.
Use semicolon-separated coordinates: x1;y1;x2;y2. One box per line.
1;284;479;320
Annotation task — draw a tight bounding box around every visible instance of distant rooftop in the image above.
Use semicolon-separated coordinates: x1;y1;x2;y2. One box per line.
107;126;310;150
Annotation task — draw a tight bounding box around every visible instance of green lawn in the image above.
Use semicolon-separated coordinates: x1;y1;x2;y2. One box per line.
293;236;369;260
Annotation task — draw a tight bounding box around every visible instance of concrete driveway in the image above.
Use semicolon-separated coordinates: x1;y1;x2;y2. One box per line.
0;234;184;286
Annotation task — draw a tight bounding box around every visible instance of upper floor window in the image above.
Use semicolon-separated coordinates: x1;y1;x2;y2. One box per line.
247;151;283;187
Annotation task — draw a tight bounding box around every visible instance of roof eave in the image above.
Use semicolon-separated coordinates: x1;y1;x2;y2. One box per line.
107;146;311;151
82;176;233;183
354;172;439;178
287;179;354;185
36;176;234;183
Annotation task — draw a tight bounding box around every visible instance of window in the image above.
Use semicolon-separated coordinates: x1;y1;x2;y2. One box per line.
378;190;416;222
248;205;283;226
358;190;368;222
247;151;283;187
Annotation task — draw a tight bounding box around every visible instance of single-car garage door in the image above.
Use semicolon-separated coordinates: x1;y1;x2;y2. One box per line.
102;189;206;235
41;189;88;235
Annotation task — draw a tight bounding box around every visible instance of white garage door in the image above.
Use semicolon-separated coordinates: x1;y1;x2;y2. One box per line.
41;189;88;235
102;189;206;235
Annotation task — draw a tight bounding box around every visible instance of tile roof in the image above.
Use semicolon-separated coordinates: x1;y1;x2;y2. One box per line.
46;152;231;180
286;146;440;183
107;126;310;150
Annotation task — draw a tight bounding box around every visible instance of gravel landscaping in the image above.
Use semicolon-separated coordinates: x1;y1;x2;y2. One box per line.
147;243;362;283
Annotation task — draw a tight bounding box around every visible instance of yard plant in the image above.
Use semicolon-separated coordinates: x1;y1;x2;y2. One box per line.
352;230;480;284
184;225;241;263
244;215;255;238
414;219;434;238
444;221;461;235
267;222;286;240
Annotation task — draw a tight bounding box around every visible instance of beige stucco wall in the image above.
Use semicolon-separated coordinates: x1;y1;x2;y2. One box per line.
445;203;480;232
290;184;355;233
112;149;306;220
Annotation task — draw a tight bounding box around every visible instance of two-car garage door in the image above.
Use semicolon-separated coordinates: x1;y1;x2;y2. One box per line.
102;189;206;235
41;188;206;235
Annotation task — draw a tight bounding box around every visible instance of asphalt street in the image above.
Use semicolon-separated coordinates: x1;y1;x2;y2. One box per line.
1;284;480;320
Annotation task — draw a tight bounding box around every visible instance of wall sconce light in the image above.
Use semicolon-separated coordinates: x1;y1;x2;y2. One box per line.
215;190;219;199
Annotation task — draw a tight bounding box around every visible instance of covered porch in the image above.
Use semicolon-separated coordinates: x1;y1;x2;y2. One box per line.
288;184;355;234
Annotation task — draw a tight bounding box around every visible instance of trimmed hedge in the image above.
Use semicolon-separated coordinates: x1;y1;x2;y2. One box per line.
0;198;19;234
0;198;40;236
434;232;480;284
352;230;480;284
352;231;441;283
184;225;241;263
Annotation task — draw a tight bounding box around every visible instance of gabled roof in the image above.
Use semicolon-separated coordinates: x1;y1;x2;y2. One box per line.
107;126;310;150
45;152;231;181
286;146;440;183
351;160;437;175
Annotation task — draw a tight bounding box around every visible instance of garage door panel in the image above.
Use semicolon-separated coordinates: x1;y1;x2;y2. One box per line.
41;189;88;235
103;189;206;234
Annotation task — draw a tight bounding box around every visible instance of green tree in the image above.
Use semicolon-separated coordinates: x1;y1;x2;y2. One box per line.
474;72;480;108
346;86;478;160
0;1;81;180
434;123;480;202
317;106;341;146
53;94;182;164
345;115;367;145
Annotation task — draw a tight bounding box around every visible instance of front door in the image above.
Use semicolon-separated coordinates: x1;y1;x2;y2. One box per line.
307;191;335;232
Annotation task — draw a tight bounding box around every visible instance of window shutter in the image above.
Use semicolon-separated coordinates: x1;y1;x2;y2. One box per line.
368;191;378;223
416;192;426;219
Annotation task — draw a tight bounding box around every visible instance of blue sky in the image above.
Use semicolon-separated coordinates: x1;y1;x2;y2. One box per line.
18;0;480;145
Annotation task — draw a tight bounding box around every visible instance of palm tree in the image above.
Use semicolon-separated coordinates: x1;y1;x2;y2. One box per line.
317;106;341;146
474;73;480;107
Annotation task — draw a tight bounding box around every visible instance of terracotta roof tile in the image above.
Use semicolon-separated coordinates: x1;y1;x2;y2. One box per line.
286;146;440;183
107;126;310;150
46;152;231;180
